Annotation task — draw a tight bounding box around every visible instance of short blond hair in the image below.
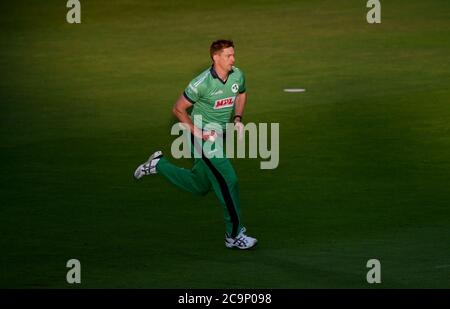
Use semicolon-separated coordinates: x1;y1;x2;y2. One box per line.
210;40;234;61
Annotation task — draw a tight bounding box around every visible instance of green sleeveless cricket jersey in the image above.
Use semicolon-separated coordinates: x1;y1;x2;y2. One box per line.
183;66;246;130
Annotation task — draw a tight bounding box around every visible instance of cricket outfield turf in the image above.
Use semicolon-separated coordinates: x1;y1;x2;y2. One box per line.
1;0;449;288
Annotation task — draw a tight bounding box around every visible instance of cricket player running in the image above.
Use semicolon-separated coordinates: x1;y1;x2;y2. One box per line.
134;40;257;249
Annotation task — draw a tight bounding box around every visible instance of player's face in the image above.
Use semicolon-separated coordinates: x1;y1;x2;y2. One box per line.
215;47;235;72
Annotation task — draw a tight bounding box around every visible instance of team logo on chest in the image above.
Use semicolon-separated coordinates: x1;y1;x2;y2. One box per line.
231;83;239;94
214;96;235;109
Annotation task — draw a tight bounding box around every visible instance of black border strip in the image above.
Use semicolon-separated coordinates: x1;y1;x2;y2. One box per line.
183;91;196;104
0;289;442;306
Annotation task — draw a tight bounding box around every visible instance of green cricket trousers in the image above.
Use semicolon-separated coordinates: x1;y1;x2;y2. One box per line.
156;134;243;238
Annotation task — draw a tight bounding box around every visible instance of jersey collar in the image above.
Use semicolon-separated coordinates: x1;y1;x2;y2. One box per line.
210;65;234;85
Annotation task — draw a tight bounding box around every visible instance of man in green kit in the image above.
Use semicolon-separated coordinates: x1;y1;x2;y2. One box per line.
134;40;257;249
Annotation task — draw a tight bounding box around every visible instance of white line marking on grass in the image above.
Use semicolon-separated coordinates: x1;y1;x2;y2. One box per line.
284;88;306;93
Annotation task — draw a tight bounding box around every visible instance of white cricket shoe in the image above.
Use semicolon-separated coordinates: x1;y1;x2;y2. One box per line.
133;151;163;179
225;227;258;249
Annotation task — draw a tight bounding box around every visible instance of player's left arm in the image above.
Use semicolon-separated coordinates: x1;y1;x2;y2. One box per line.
234;70;247;123
233;92;246;140
234;92;246;123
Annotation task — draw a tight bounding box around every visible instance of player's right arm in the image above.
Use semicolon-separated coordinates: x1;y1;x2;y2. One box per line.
173;73;212;140
172;95;204;139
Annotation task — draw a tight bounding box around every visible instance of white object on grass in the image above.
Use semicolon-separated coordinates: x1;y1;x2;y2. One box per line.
284;88;306;93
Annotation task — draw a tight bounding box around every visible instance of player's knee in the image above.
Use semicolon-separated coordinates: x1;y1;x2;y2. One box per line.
198;188;209;196
195;183;210;196
227;175;239;189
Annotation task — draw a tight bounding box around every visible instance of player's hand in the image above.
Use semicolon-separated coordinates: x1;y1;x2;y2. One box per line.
202;130;217;142
234;121;244;141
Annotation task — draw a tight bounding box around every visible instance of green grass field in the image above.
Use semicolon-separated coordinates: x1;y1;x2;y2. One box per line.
1;0;449;288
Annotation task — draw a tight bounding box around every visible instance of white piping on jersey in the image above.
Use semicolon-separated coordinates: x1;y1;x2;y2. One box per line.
188;84;198;93
211;89;224;95
193;71;210;88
